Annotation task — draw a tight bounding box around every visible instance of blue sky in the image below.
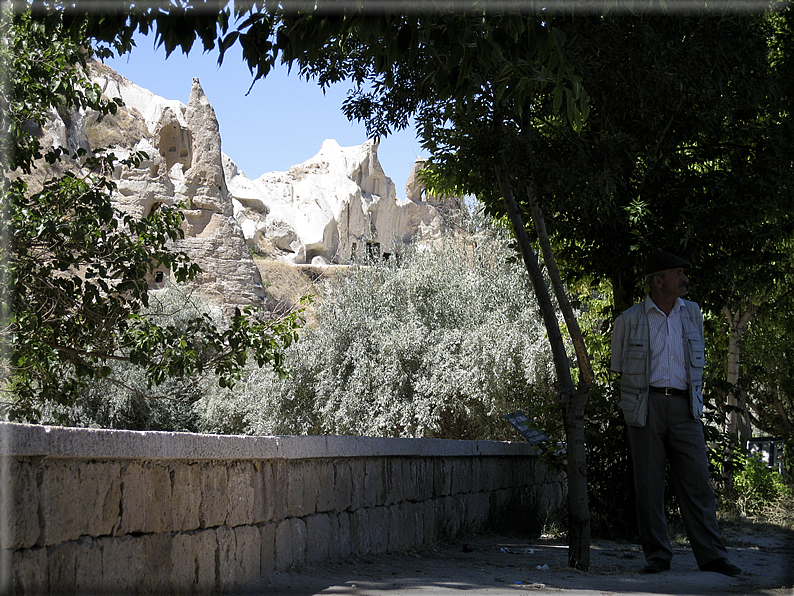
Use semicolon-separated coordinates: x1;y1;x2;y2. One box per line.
105;38;426;198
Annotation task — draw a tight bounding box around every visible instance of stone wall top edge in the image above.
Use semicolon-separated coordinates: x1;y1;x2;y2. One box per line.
0;422;539;460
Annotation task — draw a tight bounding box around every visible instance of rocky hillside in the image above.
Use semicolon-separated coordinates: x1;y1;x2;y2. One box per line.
38;59;458;315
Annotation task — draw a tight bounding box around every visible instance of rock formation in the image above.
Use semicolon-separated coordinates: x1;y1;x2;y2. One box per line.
405;157;468;226
90;63;265;314
225;140;445;265
41;60;449;312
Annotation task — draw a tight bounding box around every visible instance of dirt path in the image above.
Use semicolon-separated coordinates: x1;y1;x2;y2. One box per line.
232;526;794;596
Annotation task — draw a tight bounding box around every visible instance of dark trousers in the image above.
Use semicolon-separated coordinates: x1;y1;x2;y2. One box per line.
627;390;728;566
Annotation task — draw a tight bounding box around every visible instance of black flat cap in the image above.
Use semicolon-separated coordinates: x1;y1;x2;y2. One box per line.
645;251;690;275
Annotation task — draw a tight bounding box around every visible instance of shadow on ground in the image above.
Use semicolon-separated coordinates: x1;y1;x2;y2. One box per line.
231;526;794;596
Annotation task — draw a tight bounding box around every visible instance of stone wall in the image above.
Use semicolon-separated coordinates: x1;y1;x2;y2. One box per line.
0;422;565;594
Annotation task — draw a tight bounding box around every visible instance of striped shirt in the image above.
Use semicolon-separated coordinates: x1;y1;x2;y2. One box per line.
645;296;689;390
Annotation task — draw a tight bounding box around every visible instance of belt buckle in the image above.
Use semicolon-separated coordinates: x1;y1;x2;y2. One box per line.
663;387;674;396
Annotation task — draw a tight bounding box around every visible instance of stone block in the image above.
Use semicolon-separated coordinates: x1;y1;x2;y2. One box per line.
315;460;336;513
436;495;459;539
386;458;410;506
169;534;197;594
7;460;40;549
74;536;104;594
305;513;331;563
274;519;292;570
289;518;308;569
333;461;353;512
333;511;352;560
119;461;170;535
301;461;320;516
500;458;515;488
260;522;276;575
433;458;452;497
368;506;388;554
170;463;201;531
470;458;483;494
274;518;307;570
403;501;424;549
81;461;124;538
492;488;511;516
386;504;411;552
420;499;437;545
231;525;262;589
284;461;310;518
465;491;490;532
348;460;366;510
453;493;468;534
170;530;217;595
199;462;229;528
408;459;431;503
450;458;472;496
227;461;256;527
39;460;122;546
140;533;173;594
479;458;497;492
251;461;270;524
363;459;386;507
512;457;533;486
12;546;48;594
348;508;371;555
101;535;146;592
47;540;78;594
216;525;237;592
271;460;291;521
383;460;397;506
487;460;506;491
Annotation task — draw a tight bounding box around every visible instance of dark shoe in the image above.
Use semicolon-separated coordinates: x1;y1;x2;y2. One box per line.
700;557;741;577
643;558;671;573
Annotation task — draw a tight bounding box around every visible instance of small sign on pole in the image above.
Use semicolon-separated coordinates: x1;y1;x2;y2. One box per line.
504;411;549;447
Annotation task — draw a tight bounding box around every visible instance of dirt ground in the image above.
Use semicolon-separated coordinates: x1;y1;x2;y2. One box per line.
231;524;794;596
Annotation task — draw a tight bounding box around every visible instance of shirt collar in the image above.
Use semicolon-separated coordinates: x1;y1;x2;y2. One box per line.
644;295;684;315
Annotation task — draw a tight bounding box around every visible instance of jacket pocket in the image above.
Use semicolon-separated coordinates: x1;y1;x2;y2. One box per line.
618;389;648;427
690;382;704;419
688;338;705;367
688;338;705;384
621;346;647;388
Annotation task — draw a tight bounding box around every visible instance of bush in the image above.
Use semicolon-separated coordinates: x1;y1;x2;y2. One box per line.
40;286;224;431
731;452;791;518
196;225;560;440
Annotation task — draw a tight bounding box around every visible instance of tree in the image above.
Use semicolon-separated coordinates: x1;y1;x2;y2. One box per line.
1;8;303;422
741;285;794;481
527;7;794;456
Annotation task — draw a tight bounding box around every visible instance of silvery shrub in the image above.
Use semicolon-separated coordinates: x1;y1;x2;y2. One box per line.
197;223;557;440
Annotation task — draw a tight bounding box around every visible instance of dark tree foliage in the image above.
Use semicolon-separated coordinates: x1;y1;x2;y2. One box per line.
529;10;793;316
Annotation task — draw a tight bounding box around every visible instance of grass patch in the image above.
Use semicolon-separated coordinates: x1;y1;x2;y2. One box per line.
253;256;352;327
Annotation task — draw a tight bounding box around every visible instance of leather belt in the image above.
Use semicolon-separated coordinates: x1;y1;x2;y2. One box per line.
649;385;687;396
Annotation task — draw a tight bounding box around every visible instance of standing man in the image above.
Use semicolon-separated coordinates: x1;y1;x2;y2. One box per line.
611;251;741;576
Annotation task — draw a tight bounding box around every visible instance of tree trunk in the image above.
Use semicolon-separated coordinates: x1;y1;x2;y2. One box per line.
523;176;591;569
610;272;634;317
723;303;756;446
563;383;591;570
493;161;591;571
721;301;757;492
526;182;593;387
